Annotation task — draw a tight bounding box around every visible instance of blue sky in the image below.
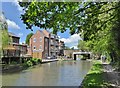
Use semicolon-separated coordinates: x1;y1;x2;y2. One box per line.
1;1;81;49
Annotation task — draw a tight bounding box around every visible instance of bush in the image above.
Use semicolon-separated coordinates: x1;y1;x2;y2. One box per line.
81;57;87;60
23;58;42;67
31;58;37;65
11;61;17;64
31;58;42;65
26;60;33;67
37;59;42;64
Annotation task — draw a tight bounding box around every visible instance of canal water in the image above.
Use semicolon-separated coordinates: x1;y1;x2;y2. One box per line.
2;60;92;86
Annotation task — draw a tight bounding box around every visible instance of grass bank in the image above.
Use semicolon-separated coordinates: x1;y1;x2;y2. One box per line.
81;60;109;88
2;58;42;74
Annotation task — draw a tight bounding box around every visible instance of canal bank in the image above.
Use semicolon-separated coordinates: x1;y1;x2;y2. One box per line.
80;60;120;88
2;59;60;74
2;60;92;86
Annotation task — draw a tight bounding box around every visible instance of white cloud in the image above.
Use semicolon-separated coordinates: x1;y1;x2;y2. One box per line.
18;33;23;37
58;36;61;38
6;19;20;29
60;34;82;49
12;0;24;13
70;46;78;49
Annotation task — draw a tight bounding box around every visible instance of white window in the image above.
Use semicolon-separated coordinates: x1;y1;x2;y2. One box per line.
33;46;36;50
40;45;42;50
40;37;42;42
33;38;36;42
45;47;47;50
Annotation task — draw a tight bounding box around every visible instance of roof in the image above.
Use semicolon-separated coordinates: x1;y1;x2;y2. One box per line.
3;45;18;50
9;32;20;38
42;29;50;38
10;43;27;46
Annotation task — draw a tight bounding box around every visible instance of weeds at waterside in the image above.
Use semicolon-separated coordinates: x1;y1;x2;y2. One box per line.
81;60;110;88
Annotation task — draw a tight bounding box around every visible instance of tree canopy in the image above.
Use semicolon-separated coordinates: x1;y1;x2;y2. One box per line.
0;12;9;49
25;33;33;45
19;2;120;63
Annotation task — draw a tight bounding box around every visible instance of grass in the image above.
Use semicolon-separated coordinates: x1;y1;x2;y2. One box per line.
81;60;108;88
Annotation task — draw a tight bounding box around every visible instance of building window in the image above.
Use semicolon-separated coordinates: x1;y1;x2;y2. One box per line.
45;47;47;50
33;38;36;42
40;45;42;50
45;38;48;42
46;53;48;57
33;46;36;50
40;37;42;42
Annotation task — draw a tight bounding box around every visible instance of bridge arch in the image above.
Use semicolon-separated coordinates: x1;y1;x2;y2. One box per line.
73;52;92;60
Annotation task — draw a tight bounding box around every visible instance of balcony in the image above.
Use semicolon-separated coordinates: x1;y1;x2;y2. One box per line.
55;42;59;46
60;44;65;48
55;48;59;52
50;48;55;52
3;50;20;57
50;42;54;46
50;34;55;39
55;36;59;40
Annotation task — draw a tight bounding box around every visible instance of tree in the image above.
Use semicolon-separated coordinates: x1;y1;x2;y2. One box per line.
77;40;89;51
71;47;74;50
25;33;33;45
64;46;70;50
19;2;120;64
0;12;10;58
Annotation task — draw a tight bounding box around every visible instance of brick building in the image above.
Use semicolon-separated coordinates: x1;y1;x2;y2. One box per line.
28;29;65;59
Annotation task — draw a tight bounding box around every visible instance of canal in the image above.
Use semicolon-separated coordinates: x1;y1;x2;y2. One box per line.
2;60;92;86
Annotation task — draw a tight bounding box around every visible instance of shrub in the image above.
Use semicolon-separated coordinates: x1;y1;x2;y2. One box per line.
37;59;42;64
31;58;37;65
30;58;42;65
26;60;33;67
11;61;17;64
23;58;42;67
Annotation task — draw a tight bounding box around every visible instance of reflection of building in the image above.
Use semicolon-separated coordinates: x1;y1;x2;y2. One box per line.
28;30;65;59
2;32;28;64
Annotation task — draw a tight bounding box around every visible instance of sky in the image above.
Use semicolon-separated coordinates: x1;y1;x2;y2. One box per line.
1;1;82;49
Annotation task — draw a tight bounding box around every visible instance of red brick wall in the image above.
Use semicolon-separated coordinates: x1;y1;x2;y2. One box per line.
30;30;45;59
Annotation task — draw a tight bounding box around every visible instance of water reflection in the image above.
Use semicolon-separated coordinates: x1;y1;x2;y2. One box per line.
2;60;92;86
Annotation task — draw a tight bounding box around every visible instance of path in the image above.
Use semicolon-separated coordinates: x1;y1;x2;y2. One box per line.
102;63;120;88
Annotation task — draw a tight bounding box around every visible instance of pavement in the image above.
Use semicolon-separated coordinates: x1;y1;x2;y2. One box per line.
102;63;120;88
42;59;59;63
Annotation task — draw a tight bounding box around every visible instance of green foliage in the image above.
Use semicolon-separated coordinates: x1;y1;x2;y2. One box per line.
25;33;33;45
77;40;89;51
19;2;120;65
1;30;10;48
0;29;11;58
19;2;119;34
11;61;17;65
82;61;107;88
31;58;42;65
71;47;74;50
26;60;33;67
25;58;42;67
